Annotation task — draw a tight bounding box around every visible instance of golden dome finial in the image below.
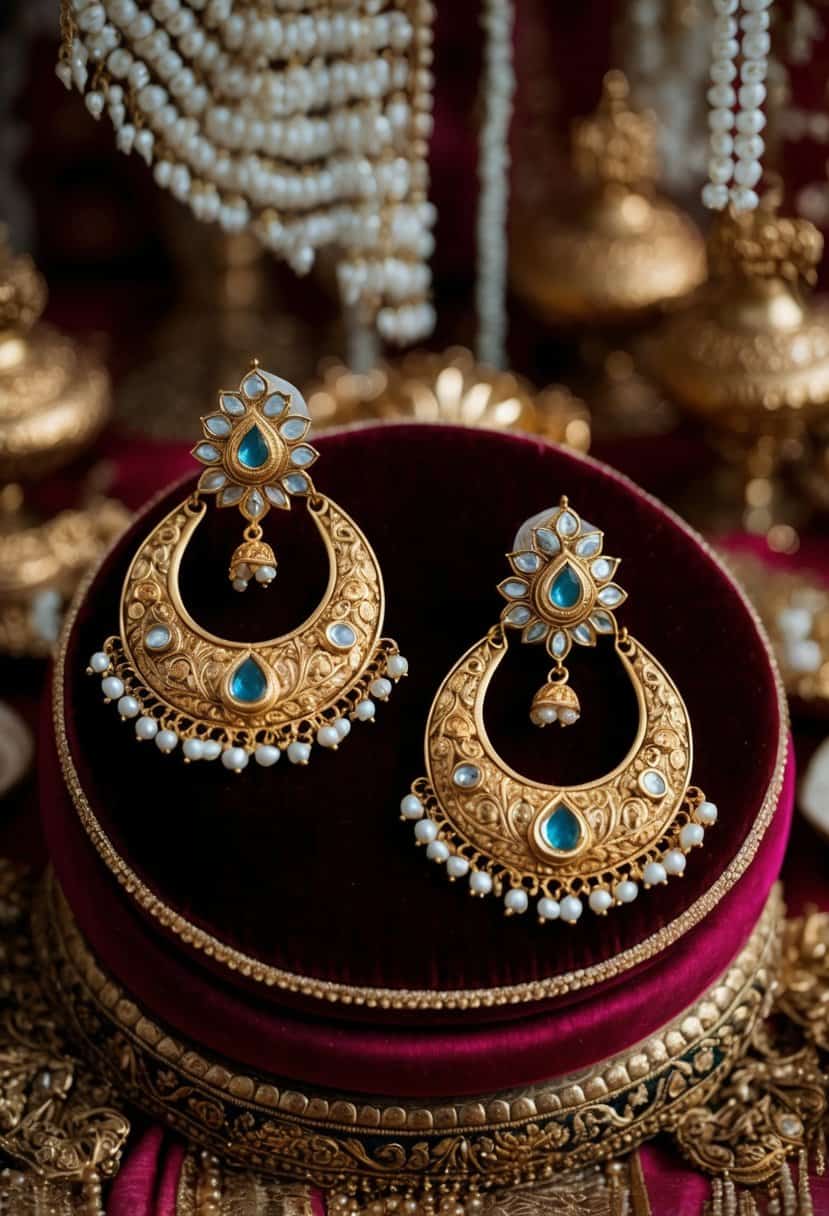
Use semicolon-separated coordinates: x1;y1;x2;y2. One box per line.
707;195;823;288
0;228;47;335
571;70;658;192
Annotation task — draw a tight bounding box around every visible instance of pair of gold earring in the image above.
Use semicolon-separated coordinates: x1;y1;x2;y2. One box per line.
88;362;716;927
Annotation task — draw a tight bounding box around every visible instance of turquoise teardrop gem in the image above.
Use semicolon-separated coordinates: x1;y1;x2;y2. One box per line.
549;563;581;610
238;424;269;470
544;803;582;851
229;657;268;703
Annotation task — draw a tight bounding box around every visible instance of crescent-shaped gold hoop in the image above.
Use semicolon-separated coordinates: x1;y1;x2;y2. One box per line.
87;364;407;772
400;498;717;925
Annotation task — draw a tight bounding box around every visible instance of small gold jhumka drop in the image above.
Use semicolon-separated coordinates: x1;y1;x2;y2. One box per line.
87;362;407;772
400;498;716;926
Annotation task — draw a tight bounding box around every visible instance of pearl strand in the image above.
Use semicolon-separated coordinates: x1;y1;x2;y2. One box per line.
475;0;515;370
58;0;435;343
702;0;772;213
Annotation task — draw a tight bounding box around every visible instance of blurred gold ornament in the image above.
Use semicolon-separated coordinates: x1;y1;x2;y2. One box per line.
0;231;110;481
510;71;706;325
0;235;127;658
650;199;829;423
305;347;590;451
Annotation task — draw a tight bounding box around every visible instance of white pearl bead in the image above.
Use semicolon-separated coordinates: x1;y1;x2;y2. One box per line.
504;888;528;915
316;724;340;749
101;676;125;700
155;729;178;753
84;91;105;118
731;186;759;211
532;706;557;725
735;134;764;160
643;861;668;886
469;870;492;896
89;651;110;673
254;744;280;766
334;717;351;739
742;31;770;57
680;823;705;849
135;716;158;740
734;159;762;187
559;708;579;726
560;894;583;923
183;738;204;761
738;82;766;109
710;131;734;156
117;695;140;719
710;61;737;85
255;564;276;582
386;654;408;678
588;888;613;915
287;741;311;765
232;578;248;592
426;839;449;862
708;107;734;133
414;818;438;843
369;677;392;701
664;849;687;875
614;880;639;904
707;84;735;109
222;746;248;771
446;855;469;879
695;801;718;825
400;794;424;819
736;109;766;134
708;156;734;185
537;897;560;920
201;740;222;761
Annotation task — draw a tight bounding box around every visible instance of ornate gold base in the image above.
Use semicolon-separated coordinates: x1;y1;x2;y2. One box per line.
0;859;824;1212
34;871;780;1190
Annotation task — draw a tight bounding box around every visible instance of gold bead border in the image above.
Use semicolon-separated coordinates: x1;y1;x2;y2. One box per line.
35;872;782;1189
52;441;790;1012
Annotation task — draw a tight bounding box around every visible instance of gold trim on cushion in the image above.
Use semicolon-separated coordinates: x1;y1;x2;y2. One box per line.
52;439;789;1011
34;872;782;1188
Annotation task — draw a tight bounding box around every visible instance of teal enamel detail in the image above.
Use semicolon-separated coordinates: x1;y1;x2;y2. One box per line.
230;657;268;703
549;563;581;610
544;803;582;851
238;424;269;470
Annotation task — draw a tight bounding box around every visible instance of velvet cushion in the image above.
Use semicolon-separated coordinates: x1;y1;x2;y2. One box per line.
43;425;787;1091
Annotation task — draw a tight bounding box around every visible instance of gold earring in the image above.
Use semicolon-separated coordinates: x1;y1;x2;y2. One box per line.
87;362;407;772
400;497;717;924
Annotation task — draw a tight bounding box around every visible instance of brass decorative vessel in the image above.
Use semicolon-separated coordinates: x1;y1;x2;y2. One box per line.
510;71;706;326
0;234;110;479
306;347;591;451
650;202;829;422
0;235;127;657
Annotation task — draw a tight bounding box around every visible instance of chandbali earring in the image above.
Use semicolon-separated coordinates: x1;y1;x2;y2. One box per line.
400;497;717;925
87;362;407;772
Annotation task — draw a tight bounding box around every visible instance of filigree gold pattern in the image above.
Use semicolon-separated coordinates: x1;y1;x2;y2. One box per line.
177;1152;313;1216
0;862;129;1214
419;631;696;898
675;1021;826;1188
779;910;829;1053
108;494;393;748
34;872;780;1188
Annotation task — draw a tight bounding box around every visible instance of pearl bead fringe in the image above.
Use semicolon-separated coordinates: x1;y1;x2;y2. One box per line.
88;644;408;770
58;0;436;343
702;0;772;212
402;784;717;926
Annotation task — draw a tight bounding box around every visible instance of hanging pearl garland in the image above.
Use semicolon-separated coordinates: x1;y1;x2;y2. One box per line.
475;0;515;370
56;0;436;345
702;0;772;213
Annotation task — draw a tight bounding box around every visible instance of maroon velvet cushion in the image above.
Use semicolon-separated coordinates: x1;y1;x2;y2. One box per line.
46;426;784;1035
